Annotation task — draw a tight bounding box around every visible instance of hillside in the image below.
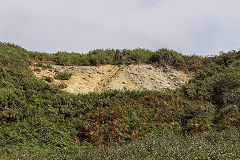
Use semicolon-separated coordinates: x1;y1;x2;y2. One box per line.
0;43;239;159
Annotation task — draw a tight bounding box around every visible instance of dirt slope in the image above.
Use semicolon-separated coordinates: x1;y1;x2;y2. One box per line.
31;63;192;94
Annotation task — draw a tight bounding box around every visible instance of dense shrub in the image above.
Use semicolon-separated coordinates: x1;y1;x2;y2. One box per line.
34;63;53;69
54;72;72;80
215;105;240;129
43;76;53;83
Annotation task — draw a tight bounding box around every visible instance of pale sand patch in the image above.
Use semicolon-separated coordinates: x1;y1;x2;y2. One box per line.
31;63;192;94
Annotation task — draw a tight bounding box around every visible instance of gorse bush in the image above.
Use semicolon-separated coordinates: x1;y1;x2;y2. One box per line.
43;76;53;83
0;42;239;158
34;63;53;69
78;93;216;145
182;50;240;130
54;72;72;80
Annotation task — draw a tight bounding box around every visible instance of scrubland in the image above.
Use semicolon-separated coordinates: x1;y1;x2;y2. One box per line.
0;43;239;159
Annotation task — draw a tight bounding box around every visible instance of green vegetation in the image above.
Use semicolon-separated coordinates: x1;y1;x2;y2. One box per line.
28;48;213;72
43;76;53;83
33;63;53;69
0;42;239;159
54;72;72;80
2;128;239;159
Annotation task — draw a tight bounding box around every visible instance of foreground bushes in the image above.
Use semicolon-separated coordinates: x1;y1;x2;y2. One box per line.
2;127;240;159
77;92;216;145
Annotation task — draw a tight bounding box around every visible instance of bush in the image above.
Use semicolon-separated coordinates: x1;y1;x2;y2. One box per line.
215;105;240;129
34;63;53;69
57;83;67;89
54;72;72;80
43;76;53;83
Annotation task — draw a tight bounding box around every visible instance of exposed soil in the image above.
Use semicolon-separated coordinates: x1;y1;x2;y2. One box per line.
31;63;192;94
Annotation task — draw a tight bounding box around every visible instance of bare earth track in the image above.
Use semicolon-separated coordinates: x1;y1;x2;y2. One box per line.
31;63;192;94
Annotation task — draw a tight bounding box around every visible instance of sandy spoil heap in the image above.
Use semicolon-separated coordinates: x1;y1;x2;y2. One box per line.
32;64;191;94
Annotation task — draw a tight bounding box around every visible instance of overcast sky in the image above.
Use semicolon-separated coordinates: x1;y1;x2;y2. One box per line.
0;0;240;55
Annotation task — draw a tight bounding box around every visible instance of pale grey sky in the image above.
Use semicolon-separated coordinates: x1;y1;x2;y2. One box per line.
0;0;240;55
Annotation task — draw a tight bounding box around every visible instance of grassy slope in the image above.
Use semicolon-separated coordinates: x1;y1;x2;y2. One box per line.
0;43;239;159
